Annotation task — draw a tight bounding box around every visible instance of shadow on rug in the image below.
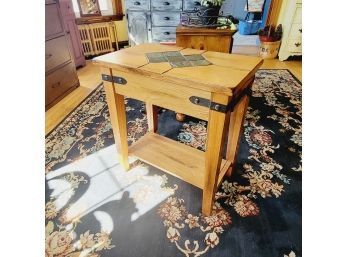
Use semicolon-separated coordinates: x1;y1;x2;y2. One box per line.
45;69;302;257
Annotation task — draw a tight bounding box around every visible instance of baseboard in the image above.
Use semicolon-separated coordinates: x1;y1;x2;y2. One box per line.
117;40;129;49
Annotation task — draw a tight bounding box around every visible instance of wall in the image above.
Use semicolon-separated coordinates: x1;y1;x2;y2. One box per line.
276;0;288;25
114;0;128;42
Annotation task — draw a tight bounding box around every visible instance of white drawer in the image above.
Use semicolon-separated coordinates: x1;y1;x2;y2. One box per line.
126;0;150;11
293;6;302;23
152;26;176;42
287;39;302;53
151;11;181;26
151;0;182;11
289;23;302;39
183;0;201;10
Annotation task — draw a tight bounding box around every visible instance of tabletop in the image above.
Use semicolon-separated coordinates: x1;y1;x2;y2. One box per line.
93;43;263;95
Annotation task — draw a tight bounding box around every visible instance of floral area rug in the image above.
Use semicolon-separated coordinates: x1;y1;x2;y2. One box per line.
45;69;302;257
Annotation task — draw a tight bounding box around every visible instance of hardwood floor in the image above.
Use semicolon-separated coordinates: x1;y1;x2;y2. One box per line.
45;58;302;135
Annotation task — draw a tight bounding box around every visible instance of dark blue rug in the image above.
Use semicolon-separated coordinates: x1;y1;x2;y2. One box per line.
45;69;302;257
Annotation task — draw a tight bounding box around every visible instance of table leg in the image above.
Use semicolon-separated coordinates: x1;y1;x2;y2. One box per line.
146;103;158;132
103;68;129;170
225;95;249;177
202;93;231;216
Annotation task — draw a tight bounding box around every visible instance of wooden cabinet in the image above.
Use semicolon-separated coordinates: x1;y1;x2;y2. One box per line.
278;0;302;61
45;0;79;110
176;26;235;53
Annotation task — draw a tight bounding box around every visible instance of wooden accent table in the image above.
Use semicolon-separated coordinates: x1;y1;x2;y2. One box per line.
94;43;263;215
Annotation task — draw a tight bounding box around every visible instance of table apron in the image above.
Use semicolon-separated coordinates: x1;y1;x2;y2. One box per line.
109;68;213;121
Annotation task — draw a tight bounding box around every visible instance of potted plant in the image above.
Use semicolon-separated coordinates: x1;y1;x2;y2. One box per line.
258;24;282;59
199;0;225;25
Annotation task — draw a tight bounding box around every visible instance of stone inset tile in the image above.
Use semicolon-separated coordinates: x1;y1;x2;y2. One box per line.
190;59;212;66
146;52;167;63
163;51;182;57
169;61;192;68
146;51;212;67
166;55;186;63
184;54;206;61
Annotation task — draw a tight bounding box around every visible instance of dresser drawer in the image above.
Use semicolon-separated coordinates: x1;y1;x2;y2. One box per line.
151;12;181;26
183;0;201;10
126;0;150;10
289;23;302;39
45;3;64;40
151;0;182;11
46;62;78;105
286;39;302;53
46;36;71;72
293;6;302;23
152;27;176;42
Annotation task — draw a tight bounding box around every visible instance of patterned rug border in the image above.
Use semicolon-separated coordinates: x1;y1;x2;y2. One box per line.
45;82;103;137
45;69;301;138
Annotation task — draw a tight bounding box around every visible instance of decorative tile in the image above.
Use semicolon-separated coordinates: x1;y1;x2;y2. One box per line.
163;51;182;57
146;52;167;63
146;51;211;67
190;59;212;66
166;55;186;63
184;54;206;61
169;61;192;68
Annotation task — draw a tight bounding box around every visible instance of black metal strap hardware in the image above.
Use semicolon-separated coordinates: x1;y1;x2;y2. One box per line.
189;96;228;113
101;74;127;85
189;87;252;113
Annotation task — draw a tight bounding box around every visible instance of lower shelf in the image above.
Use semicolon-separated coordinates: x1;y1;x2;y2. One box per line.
129;132;230;189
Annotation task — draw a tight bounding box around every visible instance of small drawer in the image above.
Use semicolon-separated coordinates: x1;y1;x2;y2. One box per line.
45;3;64;40
183;0;201;10
288;23;302;39
287;39;302;53
293;6;302;23
152;27;176;42
46;62;78;105
151;0;182;11
125;0;150;10
151;12;181;26
46;36;71;72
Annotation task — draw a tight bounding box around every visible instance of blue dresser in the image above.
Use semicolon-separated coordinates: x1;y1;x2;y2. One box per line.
126;0;201;45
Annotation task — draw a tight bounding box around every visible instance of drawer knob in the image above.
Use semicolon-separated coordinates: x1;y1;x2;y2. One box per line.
295;42;301;47
134;1;140;5
299;28;302;33
163;32;170;35
163;1;170;5
164;16;170;20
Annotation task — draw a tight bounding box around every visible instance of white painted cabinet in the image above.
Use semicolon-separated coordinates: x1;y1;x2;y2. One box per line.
279;0;302;61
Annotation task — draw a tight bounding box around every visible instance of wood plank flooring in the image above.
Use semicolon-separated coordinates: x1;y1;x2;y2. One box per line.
45;58;302;135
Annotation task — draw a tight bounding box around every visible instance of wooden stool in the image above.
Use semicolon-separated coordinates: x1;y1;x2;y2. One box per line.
94;43;262;216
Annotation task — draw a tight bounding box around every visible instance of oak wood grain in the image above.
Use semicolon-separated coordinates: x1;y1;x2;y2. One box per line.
102;67;130;170
202;93;231;215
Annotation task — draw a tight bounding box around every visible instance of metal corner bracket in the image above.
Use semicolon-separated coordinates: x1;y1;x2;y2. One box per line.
101;74;127;85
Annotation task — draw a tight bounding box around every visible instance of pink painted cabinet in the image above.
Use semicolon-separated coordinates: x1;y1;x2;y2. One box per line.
59;0;86;68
